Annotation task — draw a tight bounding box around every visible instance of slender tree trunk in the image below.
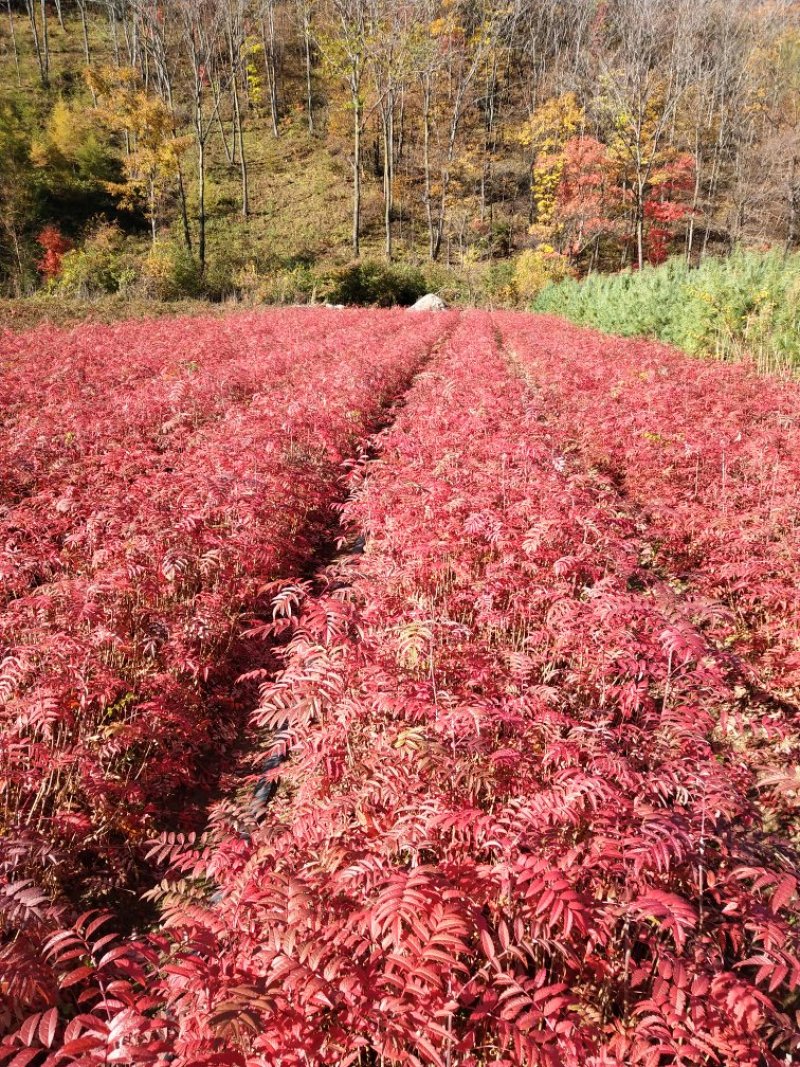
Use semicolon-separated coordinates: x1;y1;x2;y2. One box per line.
208;69;234;164
702;142;722;258
229;34;249;217
25;0;46;86
269;5;280;135
691;138;699;263
78;0;91;65
635;174;645;269
238;114;249;218
432;106;462;262
303;9;314;133
123;7;138;67
215;100;235;165
302;16;315;133
483;64;498;254
352;94;362;257
6;0;21;87
619;181;630;268
382;96;394;260
195;79;207;274
53;0;64;30
177;162;193;252
785;159;799;256
686;129;702;262
5;218;24;283
591;234;600;271
198;135;206;274
39;0;49;82
108;1;120;67
433;177;450;261
159;68;192;254
149;182;157;246
261;6;280;137
422;78;436;260
397;86;405;163
141;34;150;91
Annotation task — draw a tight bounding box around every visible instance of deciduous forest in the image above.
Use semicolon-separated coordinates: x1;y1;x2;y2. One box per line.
0;0;798;307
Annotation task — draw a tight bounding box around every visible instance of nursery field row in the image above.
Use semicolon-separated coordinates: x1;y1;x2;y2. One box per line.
1;309;799;1065
502;314;800;834
0;308;453;1034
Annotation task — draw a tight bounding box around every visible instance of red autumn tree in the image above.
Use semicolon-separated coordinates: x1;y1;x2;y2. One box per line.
643;152;695;264
556;135;621;262
36;224;72;279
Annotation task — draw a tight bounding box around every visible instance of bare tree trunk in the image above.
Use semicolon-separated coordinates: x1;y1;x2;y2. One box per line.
433;180;449;261
302;7;315;134
397;85;405;163
302;6;314;133
149;181;157;246
198;132;207;275
176;3;232;274
228;22;249;217
6;0;21;87
25;0;46;86
193;71;208;274
352;94;362;256
261;4;280;137
39;0;50;82
139;4;194;254
785;158;799;255
78;0;91;65
165;83;192;252
107;0;121;67
213;85;235;165
422;76;436;259
431;103;464;262
685;127;702;262
381;96;394;260
591;234;601;271
122;5;138;67
702;139;723;258
237;105;249;217
177;163;193;253
10;223;24;285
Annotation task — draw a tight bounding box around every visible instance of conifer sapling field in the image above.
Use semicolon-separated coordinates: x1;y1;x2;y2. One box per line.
0;308;798;1065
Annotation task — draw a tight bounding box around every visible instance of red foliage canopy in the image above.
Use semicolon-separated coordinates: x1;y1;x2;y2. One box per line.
35;226;73;279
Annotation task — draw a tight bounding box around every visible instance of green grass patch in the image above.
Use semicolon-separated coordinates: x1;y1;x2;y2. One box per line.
535;250;800;373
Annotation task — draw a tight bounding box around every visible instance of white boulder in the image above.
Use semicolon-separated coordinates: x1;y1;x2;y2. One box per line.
408;293;447;312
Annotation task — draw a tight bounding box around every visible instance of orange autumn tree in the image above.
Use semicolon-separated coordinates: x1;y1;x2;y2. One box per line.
519;93;621;268
555;135;621;264
87;67;190;245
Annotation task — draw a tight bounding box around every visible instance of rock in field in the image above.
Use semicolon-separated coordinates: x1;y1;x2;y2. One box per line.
408;293;447;312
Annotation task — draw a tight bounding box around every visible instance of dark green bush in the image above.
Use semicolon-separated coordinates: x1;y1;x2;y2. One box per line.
321;260;428;307
56;222;139;297
140;239;202;300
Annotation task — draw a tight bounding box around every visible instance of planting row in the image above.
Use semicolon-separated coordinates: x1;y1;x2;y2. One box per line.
20;314;798;1064
0;308;451;1032
499;313;800;842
